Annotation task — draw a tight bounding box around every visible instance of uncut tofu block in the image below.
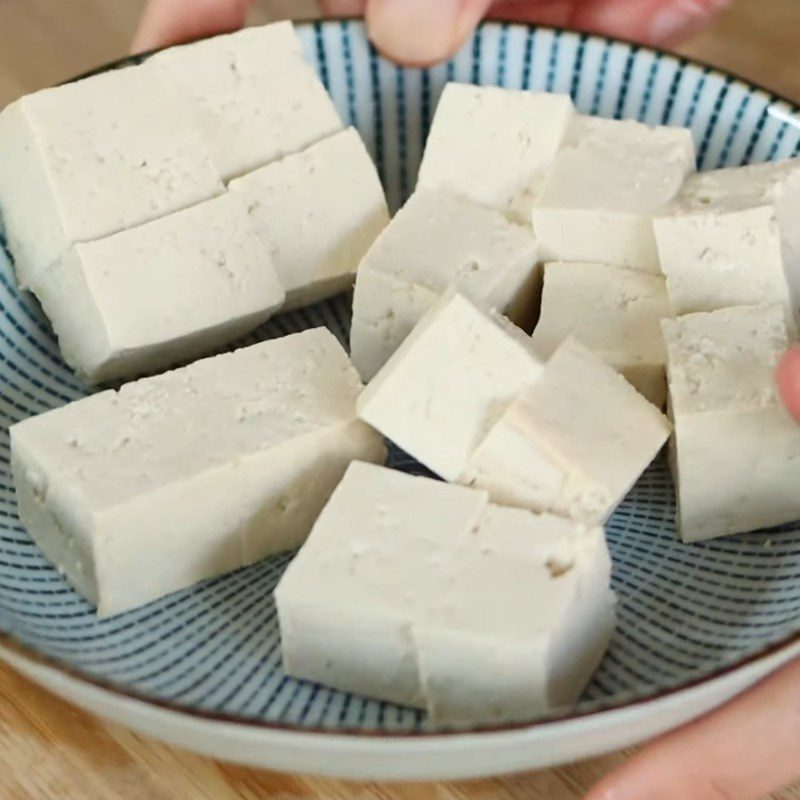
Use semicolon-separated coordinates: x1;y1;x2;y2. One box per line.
531;117;696;271
33;193;285;384
0;63;224;288
464;338;671;525
358;290;544;482
153;22;342;181
350;190;540;381
230;128;389;310
531;262;672;407
654;159;800;331
275;462;616;725
10;330;385;617
417;83;575;221
662;304;800;542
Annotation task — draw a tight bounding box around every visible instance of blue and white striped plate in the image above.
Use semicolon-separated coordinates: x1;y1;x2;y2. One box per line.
2;19;800;779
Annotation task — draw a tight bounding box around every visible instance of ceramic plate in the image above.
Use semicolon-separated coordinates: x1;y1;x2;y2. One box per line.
2;19;800;781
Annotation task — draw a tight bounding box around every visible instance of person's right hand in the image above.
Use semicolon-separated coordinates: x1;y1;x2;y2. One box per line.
132;0;730;65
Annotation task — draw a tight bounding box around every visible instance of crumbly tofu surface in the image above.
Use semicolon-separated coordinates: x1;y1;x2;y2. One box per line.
654;159;800;331
463;337;671;524
662;304;800;542
531;261;672;406
531;116;696;271
275;461;615;725
0;62;224;287
153;22;342;181
417;84;575;221
230;128;389;310
33;193;285;384
350;190;540;381
357;290;544;482
10;329;386;616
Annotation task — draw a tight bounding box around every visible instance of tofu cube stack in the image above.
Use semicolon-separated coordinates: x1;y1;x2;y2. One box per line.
11;329;386;617
276;462;616;725
359;290;671;525
0;22;389;383
9;57;800;729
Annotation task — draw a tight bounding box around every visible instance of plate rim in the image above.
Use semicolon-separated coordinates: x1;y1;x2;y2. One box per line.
3;17;800;740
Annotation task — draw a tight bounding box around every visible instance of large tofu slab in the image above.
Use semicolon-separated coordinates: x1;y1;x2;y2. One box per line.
10;329;386;617
654;159;800;332
417;84;575;221
531;117;695;271
358;290;544;481
0;63;224;288
153;22;342;181
230;128;389;310
33;193;285;384
350;190;540;381
531;262;672;406
662;304;800;542
275;461;615;725
464;338;670;524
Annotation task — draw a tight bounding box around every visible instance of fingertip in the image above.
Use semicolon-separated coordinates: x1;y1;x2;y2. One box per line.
777;345;800;423
365;0;492;66
365;0;459;66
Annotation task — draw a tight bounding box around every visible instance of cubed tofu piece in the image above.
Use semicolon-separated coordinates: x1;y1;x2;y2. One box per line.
10;329;386;617
275;461;616;725
32;193;285;384
417;83;575;221
229;128;389;310
531;262;672;406
531;117;696;271
153;22;342;181
463;337;671;524
350;190;540;381
662;304;800;542
654;159;800;332
0;63;224;287
357;290;544;481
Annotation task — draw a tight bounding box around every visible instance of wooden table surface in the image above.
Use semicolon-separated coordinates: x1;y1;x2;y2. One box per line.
1;1;800;798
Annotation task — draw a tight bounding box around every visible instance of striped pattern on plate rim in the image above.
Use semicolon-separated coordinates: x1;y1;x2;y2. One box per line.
2;20;800;734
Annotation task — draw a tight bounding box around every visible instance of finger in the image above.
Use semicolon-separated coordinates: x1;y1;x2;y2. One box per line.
131;0;254;53
364;0;494;66
584;656;800;800
569;0;731;47
778;346;800;423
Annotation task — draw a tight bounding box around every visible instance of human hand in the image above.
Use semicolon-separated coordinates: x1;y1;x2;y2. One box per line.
585;357;800;799
132;0;731;64
583;653;800;800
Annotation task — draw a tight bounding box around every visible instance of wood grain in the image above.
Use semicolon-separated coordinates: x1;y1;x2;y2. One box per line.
1;1;799;798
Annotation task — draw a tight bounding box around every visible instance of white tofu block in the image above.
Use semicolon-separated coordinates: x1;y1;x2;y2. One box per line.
357;290;544;481
350;190;540;381
10;329;386;616
531;262;672;406
0;63;224;287
464;337;671;524
33;193;285;384
153;22;342;181
531;117;696;271
662;304;800;542
229;128;389;310
654;159;800;331
275;461;616;724
417;83;575;221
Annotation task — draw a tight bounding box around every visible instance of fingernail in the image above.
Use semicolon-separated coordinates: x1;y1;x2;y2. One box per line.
648;0;727;45
366;0;463;65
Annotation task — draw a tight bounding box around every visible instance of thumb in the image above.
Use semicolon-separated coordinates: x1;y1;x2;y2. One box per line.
778;345;800;424
365;0;494;66
584;656;800;800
